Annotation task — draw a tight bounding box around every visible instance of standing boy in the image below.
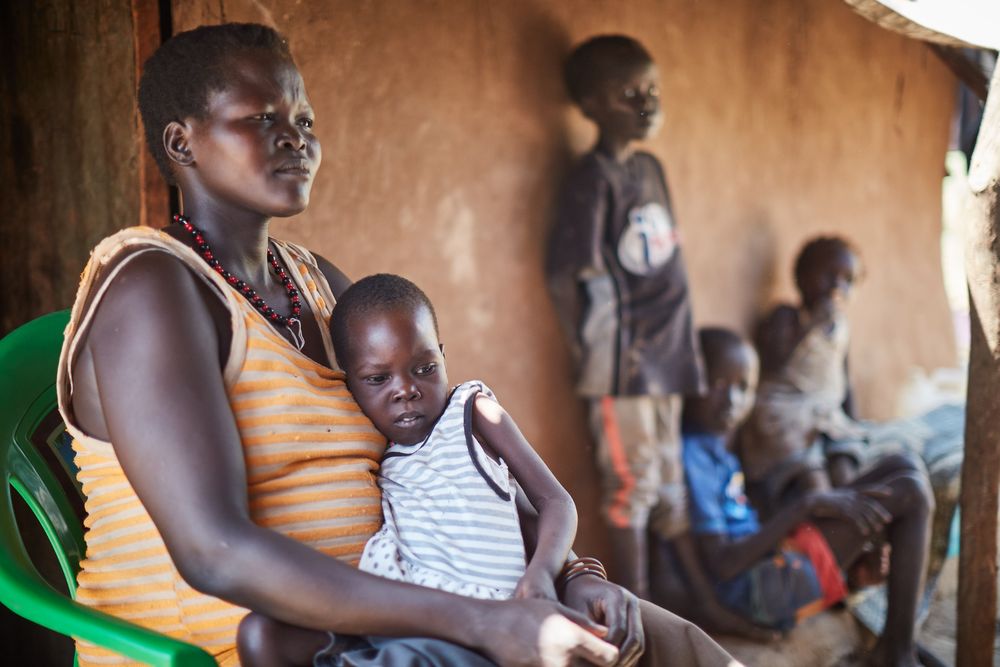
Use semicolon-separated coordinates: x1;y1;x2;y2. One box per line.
545;35;703;602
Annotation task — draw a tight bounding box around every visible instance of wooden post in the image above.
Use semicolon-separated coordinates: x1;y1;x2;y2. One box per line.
958;63;1000;667
131;0;171;227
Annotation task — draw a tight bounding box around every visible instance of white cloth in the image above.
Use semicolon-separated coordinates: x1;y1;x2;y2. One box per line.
359;381;526;600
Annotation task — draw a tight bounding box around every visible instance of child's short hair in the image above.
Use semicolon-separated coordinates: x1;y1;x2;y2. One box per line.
563;35;654;106
698;327;747;371
793;236;860;286
138;23;294;184
331;273;440;369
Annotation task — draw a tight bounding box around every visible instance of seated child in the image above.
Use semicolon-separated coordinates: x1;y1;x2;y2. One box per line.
740;235;867;518
684;327;936;666
328;273;577;601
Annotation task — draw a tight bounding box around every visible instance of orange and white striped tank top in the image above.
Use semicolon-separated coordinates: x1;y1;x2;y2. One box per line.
57;227;386;666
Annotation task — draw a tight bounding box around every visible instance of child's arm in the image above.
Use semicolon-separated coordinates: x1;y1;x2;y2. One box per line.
841;356;856;418
695;489;890;583
545;164;610;350
472;393;577;601
827;455;859;487
754;305;803;374
670;533;779;641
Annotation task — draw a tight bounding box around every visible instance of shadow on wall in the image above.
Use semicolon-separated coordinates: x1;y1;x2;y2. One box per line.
511;5;574;252
744;213;780;330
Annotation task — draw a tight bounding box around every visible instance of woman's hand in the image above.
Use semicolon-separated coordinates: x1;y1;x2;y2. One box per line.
560;576;644;667
477;598;619;667
808;488;891;536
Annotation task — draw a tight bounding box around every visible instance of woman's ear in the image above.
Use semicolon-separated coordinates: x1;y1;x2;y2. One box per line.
163;121;194;168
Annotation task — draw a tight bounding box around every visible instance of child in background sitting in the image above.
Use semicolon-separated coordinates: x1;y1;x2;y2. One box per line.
684;328;935;666
329;273;577;601
740;236;868;518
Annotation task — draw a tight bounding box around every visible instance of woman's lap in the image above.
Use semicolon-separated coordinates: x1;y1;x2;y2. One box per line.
312;602;738;667
314;634;494;667
636;599;740;667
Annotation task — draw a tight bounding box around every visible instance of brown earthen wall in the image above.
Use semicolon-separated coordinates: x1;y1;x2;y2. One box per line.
0;1;141;336
0;3;140;658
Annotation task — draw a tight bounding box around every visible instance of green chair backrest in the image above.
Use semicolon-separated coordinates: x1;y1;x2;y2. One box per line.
0;311;84;597
0;311;216;666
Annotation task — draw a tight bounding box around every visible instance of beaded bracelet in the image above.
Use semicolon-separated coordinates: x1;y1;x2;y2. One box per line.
557;557;608;592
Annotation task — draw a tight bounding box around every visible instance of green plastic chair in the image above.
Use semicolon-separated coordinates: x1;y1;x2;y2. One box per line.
0;311;216;666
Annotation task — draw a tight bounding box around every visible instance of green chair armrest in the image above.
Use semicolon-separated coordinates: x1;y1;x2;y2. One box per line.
0;548;216;666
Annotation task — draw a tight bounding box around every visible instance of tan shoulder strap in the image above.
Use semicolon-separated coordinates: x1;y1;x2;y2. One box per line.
271;239;339;368
57;227;249;422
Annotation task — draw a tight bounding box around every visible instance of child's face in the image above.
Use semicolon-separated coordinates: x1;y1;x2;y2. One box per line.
687;341;759;437
798;246;859;311
182;50;321;217
344;305;449;445
583;61;662;144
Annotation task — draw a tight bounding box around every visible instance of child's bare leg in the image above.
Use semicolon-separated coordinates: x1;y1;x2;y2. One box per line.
237;612;331;667
816;453;934;667
608;525;650;599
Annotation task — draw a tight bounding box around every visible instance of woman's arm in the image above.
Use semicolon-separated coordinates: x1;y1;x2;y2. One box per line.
81;255;616;666
472;393;577;600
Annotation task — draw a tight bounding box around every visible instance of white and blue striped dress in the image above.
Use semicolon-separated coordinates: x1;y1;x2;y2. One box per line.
358;381;527;600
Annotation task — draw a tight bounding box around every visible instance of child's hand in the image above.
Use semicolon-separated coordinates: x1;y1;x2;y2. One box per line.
697;601;781;642
807;295;842;331
808;488;891;537
513;567;558;601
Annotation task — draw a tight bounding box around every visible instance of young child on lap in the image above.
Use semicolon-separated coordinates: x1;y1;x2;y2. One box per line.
685;327;935;666
329;273;580;601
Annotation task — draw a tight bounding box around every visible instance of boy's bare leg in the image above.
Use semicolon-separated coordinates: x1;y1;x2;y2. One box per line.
815;453;933;667
609;525;650;600
238;612;330;667
648;532;688;609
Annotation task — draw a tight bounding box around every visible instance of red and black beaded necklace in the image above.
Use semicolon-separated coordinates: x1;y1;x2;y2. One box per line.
174;214;305;350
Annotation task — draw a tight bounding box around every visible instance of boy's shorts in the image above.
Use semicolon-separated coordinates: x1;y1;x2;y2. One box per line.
718;522;848;631
589;394;688;539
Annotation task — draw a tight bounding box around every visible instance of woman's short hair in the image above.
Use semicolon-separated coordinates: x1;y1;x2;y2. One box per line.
138;23;293;183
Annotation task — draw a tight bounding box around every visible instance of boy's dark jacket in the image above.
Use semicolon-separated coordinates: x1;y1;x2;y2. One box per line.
546;149;703;397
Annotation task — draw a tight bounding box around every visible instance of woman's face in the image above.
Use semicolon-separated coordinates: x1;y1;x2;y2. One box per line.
182;50;321;217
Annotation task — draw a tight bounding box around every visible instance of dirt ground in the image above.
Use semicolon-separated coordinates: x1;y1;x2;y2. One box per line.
916;555;1000;666
717;552;1000;666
